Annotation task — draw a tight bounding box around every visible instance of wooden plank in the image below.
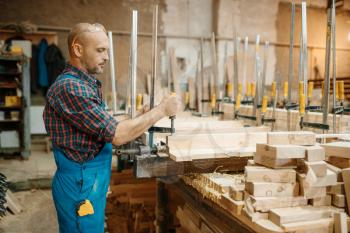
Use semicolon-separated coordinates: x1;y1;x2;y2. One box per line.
327;163;344;181
245;166;296;183
267;131;316;146
328;156;350;169
334;212;348;233
341;168;350;215
245;182;299;197
305;145;326;162
281;218;333;232
268;206;333;226
256;144;305;159
301;161;328;177
249;196;308;212
298;174;327;198
254;152;297;169
332;194;346;208
321;142;350;159
167;132;267;151
300;169;337;187
327;182;345;195
310;195;332;207
242;208;269;222
219;194;244;215
134;155;249;178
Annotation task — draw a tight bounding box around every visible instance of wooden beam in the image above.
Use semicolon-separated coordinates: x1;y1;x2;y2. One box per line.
334;212;348;233
244;166;296;183
256;144;305;159
341;168;350;215
321;142;350;159
267;131;316;146
305;145;325;162
245;182;299;197
134;155;249;178
248;196;308;212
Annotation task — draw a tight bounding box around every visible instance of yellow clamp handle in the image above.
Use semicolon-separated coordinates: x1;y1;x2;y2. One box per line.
211;93;216;108
136;94;143;111
251;83;256;98
298;81;304;96
307;82;314;99
339;81;345;101
235;94;241;109
321;81;324;98
271;81;276;98
261;95;268;114
238;83;242;95
184;92;190;105
299;94;305;116
226;83;233;97
283;81;288;99
246;83;252;97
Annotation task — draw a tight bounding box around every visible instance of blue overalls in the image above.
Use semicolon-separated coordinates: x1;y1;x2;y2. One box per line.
52;142;112;233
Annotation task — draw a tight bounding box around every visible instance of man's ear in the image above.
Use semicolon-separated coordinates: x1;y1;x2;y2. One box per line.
72;43;83;57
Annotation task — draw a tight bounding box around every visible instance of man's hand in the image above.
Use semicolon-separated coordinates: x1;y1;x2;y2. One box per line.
158;94;181;117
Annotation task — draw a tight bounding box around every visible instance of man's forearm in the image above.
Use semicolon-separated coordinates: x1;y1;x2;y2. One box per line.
112;107;165;146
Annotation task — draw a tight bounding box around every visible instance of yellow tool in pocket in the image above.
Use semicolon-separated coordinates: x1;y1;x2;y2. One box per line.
77;199;94;217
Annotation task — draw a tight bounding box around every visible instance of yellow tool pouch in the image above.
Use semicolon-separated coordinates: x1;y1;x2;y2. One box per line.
77;199;94;217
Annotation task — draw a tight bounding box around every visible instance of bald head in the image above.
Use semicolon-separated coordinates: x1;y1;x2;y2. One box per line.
68;23;107;56
68;23;109;74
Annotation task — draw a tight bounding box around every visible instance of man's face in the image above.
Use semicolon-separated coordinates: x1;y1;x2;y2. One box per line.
79;31;109;74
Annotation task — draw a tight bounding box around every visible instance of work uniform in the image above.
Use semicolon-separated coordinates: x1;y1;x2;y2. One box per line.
43;64;118;233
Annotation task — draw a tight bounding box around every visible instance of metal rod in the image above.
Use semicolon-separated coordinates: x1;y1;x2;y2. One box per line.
242;36;248;98
331;0;337;133
211;32;218;97
288;3;295;104
233;33;239;102
149;5;158;147
108;31;117;115
261;41;269;98
253;34;260;118
323;3;332;126
150;5;158;110
200;38;204;113
129;10;138;118
287;3;295;131
301;2;308;99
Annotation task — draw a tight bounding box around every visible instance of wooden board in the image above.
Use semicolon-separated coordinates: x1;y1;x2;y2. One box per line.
254;152;297;169
300;161;328;177
334;212;348;233
268;206;333;226
341;168;350;215
167;132;266;161
245;182;299;197
310;195;332;207
321;142;350;159
327;156;350;169
305;145;326;162
248;196;307;212
134;155;249;178
332;194;346;208
267;131;316;146
219;194;244;215
327;182;345;195
256;143;305;159
244;166;296;183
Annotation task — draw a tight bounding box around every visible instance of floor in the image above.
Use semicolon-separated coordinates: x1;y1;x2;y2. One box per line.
0;190;58;233
0;147;58;233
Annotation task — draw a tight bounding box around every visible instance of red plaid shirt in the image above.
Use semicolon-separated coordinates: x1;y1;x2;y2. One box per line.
43;64;117;163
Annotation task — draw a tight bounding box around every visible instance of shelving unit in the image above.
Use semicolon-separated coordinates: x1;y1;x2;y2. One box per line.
0;55;30;158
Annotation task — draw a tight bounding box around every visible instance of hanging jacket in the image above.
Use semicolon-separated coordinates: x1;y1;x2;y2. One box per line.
45;44;65;86
37;39;49;88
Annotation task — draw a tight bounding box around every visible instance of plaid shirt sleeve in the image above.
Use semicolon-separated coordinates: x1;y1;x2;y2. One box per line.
50;79;117;142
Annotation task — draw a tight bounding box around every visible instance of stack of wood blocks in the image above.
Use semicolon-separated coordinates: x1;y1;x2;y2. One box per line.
105;169;156;233
244;131;350;233
182;173;245;216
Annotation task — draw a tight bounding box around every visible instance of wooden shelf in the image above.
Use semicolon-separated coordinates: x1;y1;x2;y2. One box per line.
0;106;21;110
0;119;21;123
